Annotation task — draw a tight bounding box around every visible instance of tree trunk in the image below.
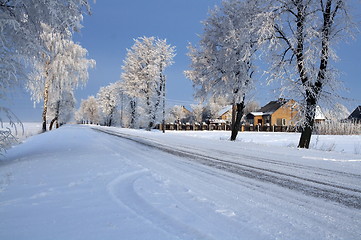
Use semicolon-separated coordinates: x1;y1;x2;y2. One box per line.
120;92;124;128
154;63;163;124
42;108;47;132
230;100;245;141
49;118;57;130
42;78;50;132
162;75;166;133
298;96;317;148
108;107;115;127
298;125;312;148
49;100;60;130
297;0;335;149
130;99;137;128
146;94;154;131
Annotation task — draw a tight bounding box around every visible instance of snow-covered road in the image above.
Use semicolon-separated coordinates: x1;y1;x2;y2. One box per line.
96;127;361;209
1;125;361;239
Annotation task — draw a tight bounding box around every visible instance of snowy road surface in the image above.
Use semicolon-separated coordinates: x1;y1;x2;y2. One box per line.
1;125;361;239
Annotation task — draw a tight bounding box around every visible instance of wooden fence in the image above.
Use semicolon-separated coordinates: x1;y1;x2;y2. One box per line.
157;123;298;132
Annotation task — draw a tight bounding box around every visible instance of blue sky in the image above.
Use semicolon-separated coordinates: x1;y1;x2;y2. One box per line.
73;0;223;107
4;0;361;121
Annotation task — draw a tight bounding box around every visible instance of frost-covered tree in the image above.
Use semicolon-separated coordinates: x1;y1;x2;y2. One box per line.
185;0;259;140
255;0;356;148
0;0;91;108
75;96;100;124
75;99;88;124
97;83;122;127
27;23;95;131
244;101;260;115
48;90;75;129
324;103;350;121
190;104;205;123
196;97;229;122
0;0;91;150
167;105;190;124
121;36;175;130
85;96;100;125
0;0;91;91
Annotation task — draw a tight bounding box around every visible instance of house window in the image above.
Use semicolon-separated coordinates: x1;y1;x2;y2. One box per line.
276;118;282;126
264;116;270;124
276;118;287;126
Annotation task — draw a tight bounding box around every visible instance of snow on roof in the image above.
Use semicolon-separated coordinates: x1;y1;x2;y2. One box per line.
249;112;264;116
217;105;232;117
315;106;326;120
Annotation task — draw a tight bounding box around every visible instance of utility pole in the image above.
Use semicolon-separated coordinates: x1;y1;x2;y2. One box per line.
162;74;166;133
120;90;124;128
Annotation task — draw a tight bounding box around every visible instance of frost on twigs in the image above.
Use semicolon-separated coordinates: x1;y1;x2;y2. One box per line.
185;0;260;140
0;108;23;154
253;0;356;148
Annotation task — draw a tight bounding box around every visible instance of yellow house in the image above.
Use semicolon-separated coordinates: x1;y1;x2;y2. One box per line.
216;105;233;123
246;99;298;126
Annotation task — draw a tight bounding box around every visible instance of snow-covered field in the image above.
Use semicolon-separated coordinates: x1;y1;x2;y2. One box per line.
146;129;361;155
1;122;43;142
1;124;361;239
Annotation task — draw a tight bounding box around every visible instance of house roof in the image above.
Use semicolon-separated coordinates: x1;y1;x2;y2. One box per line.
348;106;361;120
180;105;191;115
257;99;289;114
245;99;291;118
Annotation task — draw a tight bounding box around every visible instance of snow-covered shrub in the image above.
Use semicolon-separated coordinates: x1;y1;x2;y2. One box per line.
0;109;23;154
314;121;361;135
319;142;337;152
0;128;17;154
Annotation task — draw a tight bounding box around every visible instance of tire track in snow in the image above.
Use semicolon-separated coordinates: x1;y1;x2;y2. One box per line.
106;169;216;240
96;128;361;210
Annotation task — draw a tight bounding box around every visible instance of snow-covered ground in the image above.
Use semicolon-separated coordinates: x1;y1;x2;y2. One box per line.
135;129;361;155
1;124;361;239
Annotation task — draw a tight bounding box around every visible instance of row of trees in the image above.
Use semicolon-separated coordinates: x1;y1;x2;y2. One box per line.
0;0;95;152
76;83;121;127
186;0;356;148
166;100;260;124
75;37;175;131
